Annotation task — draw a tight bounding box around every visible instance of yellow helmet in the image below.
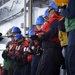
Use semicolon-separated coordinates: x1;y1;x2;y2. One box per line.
54;0;68;6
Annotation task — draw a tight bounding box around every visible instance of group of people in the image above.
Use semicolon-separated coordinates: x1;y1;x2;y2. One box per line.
1;0;75;75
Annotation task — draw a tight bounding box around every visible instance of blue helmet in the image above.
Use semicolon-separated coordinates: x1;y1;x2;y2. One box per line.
48;1;59;11
28;29;34;37
36;16;44;25
11;27;21;33
14;34;23;41
44;9;48;18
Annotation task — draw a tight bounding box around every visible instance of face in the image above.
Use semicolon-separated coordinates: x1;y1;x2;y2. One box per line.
12;32;16;36
9;44;13;50
16;38;23;44
44;16;49;21
25;35;30;41
36;25;41;31
48;9;56;18
6;43;13;51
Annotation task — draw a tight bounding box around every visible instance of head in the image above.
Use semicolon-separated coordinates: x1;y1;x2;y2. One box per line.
6;41;12;50
11;27;21;36
28;29;34;37
14;34;24;45
48;8;59;18
25;34;30;41
36;16;44;31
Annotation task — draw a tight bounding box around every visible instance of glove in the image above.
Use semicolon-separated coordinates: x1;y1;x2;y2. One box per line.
7;51;14;57
30;35;39;40
27;55;32;62
15;50;19;56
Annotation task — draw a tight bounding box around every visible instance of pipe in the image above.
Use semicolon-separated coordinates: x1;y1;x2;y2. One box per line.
24;0;26;36
0;8;24;23
28;0;32;29
30;0;32;28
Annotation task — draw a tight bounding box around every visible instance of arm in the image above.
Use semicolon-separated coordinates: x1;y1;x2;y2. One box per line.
40;20;58;41
2;50;8;59
61;0;75;18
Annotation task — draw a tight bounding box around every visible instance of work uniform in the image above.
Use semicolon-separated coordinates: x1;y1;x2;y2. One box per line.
13;39;32;75
61;0;75;75
31;28;44;75
36;14;64;75
7;39;17;75
2;50;11;75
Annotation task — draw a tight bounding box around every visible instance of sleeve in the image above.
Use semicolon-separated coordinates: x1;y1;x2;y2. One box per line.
61;0;75;18
2;50;8;59
41;20;58;41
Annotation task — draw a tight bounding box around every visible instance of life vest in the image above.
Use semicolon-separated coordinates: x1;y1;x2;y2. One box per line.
34;28;45;35
54;0;68;6
34;28;45;46
7;39;17;57
41;14;62;42
41;14;62;32
15;40;32;62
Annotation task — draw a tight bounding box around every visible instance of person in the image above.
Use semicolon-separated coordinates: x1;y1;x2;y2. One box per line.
2;41;12;75
13;33;32;75
31;2;64;75
41;1;59;32
8;26;21;75
30;16;45;75
61;0;75;75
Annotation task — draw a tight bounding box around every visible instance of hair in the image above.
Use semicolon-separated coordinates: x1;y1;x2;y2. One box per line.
6;41;12;48
48;8;60;15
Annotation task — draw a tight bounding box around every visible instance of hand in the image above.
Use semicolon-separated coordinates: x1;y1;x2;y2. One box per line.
30;35;39;40
15;50;19;56
7;51;14;57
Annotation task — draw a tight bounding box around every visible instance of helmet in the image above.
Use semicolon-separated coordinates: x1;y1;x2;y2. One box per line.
48;1;59;11
14;34;23;41
11;27;21;33
54;0;68;6
36;16;44;25
28;29;34;37
44;9;48;18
